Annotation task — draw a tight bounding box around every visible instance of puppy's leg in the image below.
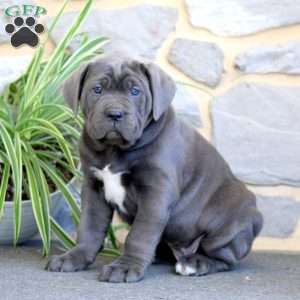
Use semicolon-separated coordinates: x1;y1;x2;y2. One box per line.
46;179;113;272
175;227;254;276
98;178;176;283
98;214;169;283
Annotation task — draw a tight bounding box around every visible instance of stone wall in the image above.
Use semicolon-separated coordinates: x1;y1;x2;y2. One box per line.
1;0;300;251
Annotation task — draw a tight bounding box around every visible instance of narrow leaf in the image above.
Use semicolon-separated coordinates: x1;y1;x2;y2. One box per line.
39;160;81;226
50;217;75;250
0;163;10;218
23;155;49;255
13;133;22;245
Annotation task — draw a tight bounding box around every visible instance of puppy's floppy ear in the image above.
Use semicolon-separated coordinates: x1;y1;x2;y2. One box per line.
144;63;176;121
62;63;90;114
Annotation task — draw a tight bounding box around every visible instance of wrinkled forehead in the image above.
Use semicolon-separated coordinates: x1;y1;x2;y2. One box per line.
87;59;144;82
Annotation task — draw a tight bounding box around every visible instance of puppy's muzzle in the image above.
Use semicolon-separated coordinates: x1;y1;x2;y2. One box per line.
105;109;124;122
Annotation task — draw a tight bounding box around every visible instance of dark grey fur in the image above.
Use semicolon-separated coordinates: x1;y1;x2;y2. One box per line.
46;54;263;283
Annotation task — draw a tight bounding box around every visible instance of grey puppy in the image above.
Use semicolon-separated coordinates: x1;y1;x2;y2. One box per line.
46;54;263;282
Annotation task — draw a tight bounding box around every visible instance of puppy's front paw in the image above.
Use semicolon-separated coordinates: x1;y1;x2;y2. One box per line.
98;257;145;283
45;248;94;272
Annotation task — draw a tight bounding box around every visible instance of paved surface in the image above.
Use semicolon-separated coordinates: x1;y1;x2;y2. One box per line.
0;247;299;300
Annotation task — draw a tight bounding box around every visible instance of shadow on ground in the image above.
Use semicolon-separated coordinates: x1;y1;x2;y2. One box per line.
0;247;299;300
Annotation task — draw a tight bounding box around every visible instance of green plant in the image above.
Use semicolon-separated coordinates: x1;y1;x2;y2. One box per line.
0;0;121;256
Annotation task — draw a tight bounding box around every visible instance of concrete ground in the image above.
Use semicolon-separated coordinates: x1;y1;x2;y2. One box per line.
0;247;299;300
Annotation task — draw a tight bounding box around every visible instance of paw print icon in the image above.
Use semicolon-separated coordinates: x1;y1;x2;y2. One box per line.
5;16;44;48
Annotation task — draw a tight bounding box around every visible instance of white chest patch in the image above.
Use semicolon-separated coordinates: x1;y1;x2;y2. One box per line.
90;165;126;213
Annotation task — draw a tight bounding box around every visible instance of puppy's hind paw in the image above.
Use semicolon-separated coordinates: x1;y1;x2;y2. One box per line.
175;261;197;276
175;254;230;276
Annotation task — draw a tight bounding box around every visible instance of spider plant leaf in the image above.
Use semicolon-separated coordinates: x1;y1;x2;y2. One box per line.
0;150;9;164
55;37;109;82
0;122;22;244
22;47;44;108
112;223;130;232
34;151;81;178
55;123;81;140
45;0;70;39
30;36;107;104
0;123;17;171
20;104;78;122
23;155;49;255
19;119;76;170
13;133;22;245
0;162;10;218
0;0;112;253
100;248;121;257
35;0;93;90
0;117;14;133
107;226;118;250
50;217;75;250
0;111;10;124
30;154;51;253
39;160;81;226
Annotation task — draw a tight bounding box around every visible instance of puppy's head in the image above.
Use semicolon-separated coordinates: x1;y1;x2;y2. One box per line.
63;55;176;148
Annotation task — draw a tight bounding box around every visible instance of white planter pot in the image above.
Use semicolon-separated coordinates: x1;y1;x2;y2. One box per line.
0;177;80;245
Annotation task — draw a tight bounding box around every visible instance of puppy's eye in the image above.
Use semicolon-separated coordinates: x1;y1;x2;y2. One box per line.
130;86;140;96
93;84;103;94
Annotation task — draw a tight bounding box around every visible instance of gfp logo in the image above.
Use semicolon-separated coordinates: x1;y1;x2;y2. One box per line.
4;4;47;48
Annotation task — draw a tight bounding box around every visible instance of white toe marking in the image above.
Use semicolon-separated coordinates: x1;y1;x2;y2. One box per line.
90;165;126;213
175;262;197;276
175;262;184;274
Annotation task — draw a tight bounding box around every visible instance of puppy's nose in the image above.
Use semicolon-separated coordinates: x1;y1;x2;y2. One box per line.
105;110;124;122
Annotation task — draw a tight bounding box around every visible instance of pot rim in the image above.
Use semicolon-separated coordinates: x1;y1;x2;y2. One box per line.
3;174;79;207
